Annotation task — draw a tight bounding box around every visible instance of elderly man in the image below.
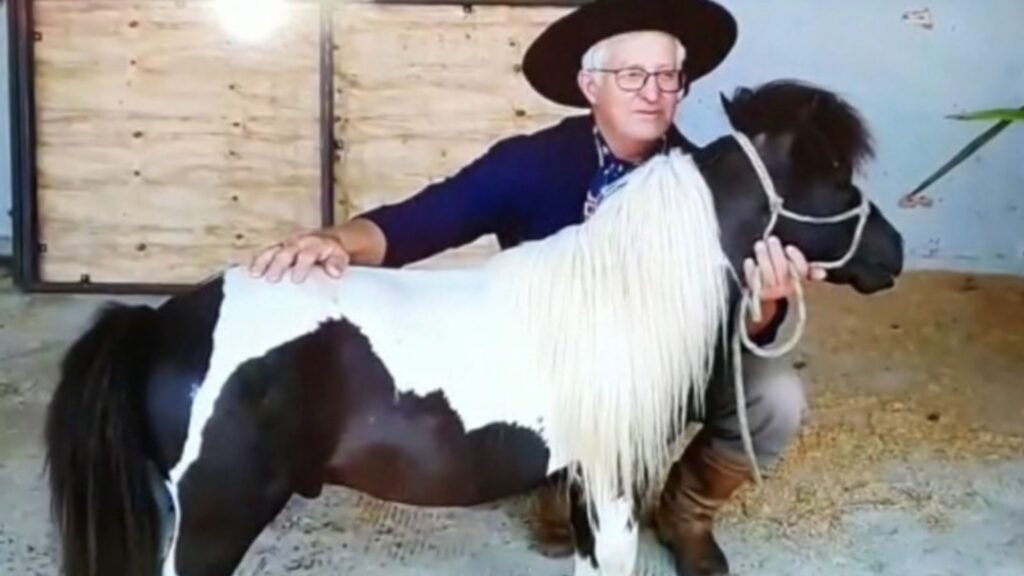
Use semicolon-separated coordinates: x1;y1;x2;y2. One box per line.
251;0;820;574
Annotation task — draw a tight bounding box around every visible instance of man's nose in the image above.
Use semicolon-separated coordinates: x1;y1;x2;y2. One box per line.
639;75;660;102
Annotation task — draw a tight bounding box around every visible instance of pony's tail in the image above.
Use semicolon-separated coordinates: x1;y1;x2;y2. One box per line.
45;302;163;576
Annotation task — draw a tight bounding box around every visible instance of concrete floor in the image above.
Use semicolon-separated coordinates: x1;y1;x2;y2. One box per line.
1;267;1022;575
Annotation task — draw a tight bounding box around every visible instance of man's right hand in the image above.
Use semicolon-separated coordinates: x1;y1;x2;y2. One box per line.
248;231;351;283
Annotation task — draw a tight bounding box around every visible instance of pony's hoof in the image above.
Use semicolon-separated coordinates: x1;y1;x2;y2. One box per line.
530;539;575;559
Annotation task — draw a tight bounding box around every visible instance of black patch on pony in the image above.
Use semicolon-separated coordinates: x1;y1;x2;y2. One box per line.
170;318;352;575
145;277;224;474
324;320;551;506
569;478;597;568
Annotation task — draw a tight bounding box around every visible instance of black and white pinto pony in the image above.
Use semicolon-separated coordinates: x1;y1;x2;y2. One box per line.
44;80;903;576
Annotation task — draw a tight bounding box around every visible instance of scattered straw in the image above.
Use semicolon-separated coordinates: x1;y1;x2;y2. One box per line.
720;388;1024;538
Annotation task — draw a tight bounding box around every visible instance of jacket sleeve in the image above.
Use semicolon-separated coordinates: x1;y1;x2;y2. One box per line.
356;138;523;268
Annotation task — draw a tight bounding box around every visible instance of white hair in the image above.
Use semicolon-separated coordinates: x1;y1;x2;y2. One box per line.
581;30;688;72
487;149;730;509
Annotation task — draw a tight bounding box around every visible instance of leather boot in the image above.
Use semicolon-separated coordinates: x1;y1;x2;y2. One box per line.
654;430;752;576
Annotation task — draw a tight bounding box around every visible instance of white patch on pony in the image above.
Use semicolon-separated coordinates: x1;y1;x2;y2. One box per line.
160;480;182;576
162;148;728;562
592;497;639;576
324;265;547;434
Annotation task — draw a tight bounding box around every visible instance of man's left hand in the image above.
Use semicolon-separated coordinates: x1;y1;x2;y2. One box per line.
744;236;827;304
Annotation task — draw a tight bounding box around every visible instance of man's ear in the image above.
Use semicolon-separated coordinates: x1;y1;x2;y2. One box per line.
578;70;599;106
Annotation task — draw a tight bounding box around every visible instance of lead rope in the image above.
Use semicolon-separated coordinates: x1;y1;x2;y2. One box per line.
729;132;872;485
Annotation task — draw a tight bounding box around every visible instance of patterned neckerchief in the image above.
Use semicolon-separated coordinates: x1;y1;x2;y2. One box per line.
583;126;667;220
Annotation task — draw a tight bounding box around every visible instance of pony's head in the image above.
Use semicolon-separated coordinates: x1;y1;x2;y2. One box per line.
700;80;904;294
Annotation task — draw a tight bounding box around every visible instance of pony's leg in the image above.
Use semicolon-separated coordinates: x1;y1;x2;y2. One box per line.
569;480;598;576
158;392;296;576
161;463;292;576
569;481;639;576
527;471;576;558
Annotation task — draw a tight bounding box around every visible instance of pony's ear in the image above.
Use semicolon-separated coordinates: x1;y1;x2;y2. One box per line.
719;92;736;126
721;88;754;129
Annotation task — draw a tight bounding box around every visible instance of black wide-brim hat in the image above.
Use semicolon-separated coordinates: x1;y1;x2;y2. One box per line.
522;0;738;108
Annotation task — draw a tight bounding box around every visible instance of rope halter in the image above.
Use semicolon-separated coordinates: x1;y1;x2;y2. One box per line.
727;131;872;485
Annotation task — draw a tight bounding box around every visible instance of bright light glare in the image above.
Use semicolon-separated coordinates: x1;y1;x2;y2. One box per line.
212;0;289;44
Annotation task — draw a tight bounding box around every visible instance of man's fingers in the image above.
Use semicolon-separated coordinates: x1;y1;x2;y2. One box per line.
251;233;351;284
754;240;778;291
785;245;810;279
314;238;350;279
781;244;827;282
323;251;350;278
249;245;281;277
264;246;299;283
316;243;339;278
743;257;757;289
767;237;789;284
291;249;320;283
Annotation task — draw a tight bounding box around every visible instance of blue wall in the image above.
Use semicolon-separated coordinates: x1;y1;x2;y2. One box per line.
678;0;1024;275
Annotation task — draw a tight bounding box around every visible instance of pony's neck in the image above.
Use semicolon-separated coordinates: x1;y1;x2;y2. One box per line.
487;150;731;505
696;137;774;277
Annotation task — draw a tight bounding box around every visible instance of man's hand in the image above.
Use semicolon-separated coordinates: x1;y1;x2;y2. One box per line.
248;231;351;283
744;236;826;334
744;236;826;301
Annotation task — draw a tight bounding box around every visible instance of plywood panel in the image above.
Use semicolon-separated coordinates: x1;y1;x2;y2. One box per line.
332;3;577;265
35;0;321;284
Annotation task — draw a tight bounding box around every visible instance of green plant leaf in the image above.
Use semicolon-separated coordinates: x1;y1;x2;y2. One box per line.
947;107;1024;122
902;105;1024;202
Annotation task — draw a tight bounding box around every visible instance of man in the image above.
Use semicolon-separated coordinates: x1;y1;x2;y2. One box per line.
250;0;822;574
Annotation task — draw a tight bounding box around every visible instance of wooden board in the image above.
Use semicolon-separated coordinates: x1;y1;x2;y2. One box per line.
30;0;580;284
34;0;322;284
332;2;577;266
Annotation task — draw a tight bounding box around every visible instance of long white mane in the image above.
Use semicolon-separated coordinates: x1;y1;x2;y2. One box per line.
487;148;731;506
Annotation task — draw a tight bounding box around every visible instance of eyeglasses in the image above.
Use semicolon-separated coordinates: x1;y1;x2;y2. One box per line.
587;67;689;95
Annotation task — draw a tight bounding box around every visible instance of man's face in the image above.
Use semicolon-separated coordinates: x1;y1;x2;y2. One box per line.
579;31;686;145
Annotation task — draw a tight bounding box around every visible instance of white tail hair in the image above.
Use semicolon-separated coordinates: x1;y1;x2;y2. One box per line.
488;149;731;508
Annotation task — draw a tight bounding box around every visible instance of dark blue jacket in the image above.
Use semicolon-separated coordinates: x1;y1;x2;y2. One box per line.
360;114;696;267
359;113;786;342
